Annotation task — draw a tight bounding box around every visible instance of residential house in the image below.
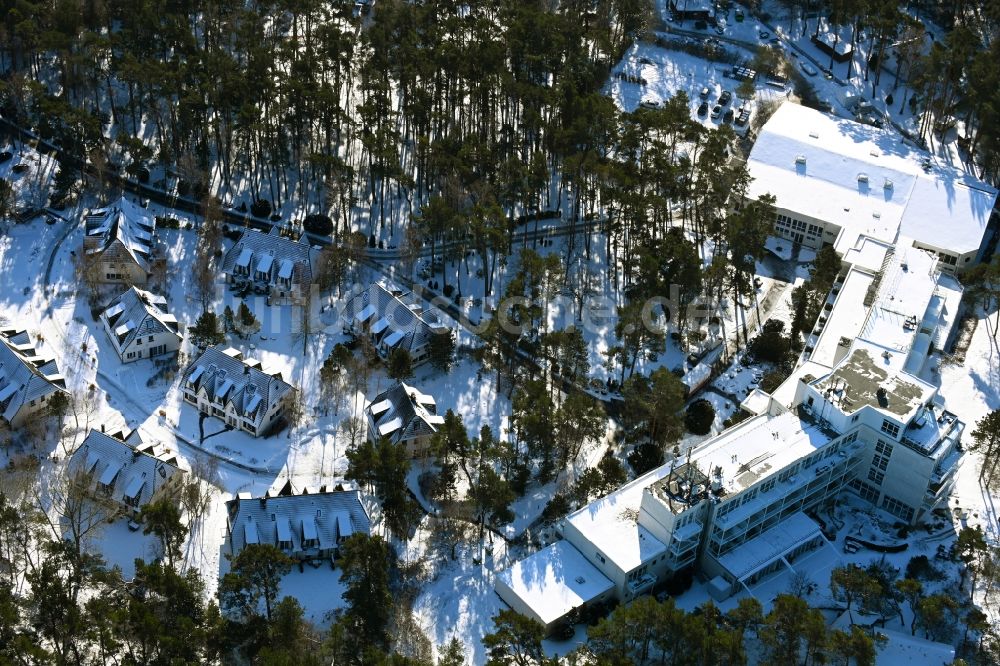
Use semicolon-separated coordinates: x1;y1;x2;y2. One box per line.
100;287;182;363
344;283;450;366
221;229;314;305
181;346;294;437
0;328;67;430
69;427;185;517
225;481;370;561
364;381;444;457
83;196;161;285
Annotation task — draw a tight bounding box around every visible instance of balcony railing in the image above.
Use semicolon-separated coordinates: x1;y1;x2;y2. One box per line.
627;572;657;595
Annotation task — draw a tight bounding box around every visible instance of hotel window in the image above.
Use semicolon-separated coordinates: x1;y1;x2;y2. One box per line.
871;453;890;471
881;495;915;522
880;420;900;438
875;439;893;456
761;478;776;493
849;478;880;503
867;468;885;485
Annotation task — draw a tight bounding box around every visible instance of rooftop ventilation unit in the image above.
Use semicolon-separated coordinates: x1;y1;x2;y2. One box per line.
870;149;880;157
873;211;881;219
795;154;807;165
857;173;869;183
808;130;819;139
884;179;893;189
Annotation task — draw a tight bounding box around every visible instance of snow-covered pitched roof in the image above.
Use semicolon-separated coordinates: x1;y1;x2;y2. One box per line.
100;286;181;354
0;328;66;425
225;483;370;555
747;102;997;256
364;381;441;447
84;196;157;272
344;283;449;356
496;541;614;626
221;229;313;286
181;346;294;431
68;428;184;509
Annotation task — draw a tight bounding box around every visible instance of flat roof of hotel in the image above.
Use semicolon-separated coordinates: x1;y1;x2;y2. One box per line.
747;102;997;256
812;343;934;421
496;541;614;626
565;466;670;572
695;411;832;494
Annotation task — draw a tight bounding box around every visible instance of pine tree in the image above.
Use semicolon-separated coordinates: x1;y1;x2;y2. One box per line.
218;544;292;623
189;311;224;349
140;497;188;569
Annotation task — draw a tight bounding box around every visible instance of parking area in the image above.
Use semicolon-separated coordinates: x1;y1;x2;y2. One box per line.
606;38;787;134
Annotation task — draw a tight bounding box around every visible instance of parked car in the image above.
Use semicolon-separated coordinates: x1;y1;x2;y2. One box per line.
723;108;735;124
0;151;12;164
719;90;732;106
758;29;770;40
800;62;818;77
697;101;709;116
700;86;710;99
711;105;722;120
735;9;744;21
639;100;659;109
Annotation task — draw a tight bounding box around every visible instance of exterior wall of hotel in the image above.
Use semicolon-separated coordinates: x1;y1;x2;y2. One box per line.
561;519;628;597
910;240;981;275
639;492;708;574
701;431;864;565
771;208;840;250
849;421;963;524
560;519;671;601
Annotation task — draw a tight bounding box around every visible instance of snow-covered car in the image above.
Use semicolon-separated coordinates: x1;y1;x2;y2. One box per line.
800;62;818;76
697;101;709;116
700;86;710;99
719;90;732;106
711;105;722;120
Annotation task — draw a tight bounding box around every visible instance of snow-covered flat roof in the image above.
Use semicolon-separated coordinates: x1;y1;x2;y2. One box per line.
686;411;832;496
496;541;613;626
740;388;772;416
747;102;997;256
840;234;892;271
717;512;822;581
857;244;940;354
811;267;875;367
811;343;935;422
566;466;671;572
